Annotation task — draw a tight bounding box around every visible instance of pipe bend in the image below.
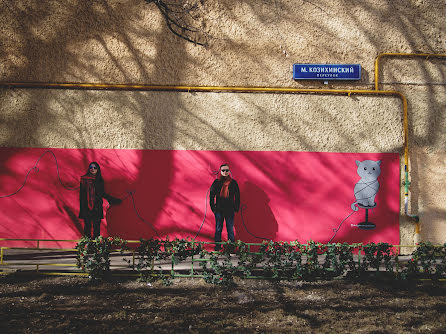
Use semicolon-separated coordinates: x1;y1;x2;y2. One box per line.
0;82;419;225
374;52;446;91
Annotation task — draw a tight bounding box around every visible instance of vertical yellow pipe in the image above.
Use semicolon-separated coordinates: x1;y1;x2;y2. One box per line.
374;53;446;236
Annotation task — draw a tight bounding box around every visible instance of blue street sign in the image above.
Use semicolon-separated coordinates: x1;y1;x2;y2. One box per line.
293;64;361;80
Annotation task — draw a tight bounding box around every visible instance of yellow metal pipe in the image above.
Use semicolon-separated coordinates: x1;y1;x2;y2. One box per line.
0;237;141;244
0;81;408;101
0;83;410;164
1;262;77;266
374;52;446;91
0;238;79;242
415;223;421;234
0;83;408;136
40;272;89;277
0;81;406;94
0;82;412;221
374;52;446;228
1;247;77;251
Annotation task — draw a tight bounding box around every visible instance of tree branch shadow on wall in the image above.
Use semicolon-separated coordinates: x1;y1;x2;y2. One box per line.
236;181;278;243
0;0;445;244
0;1;182;243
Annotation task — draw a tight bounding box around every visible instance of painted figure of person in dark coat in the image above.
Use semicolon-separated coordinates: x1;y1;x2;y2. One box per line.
79;162;121;239
209;163;240;250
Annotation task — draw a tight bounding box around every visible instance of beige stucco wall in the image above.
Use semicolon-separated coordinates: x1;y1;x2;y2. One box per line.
1;0;445;245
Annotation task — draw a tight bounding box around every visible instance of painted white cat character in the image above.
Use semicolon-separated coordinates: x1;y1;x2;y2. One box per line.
351;160;381;211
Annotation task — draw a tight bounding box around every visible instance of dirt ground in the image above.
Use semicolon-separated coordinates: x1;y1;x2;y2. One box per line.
0;274;445;334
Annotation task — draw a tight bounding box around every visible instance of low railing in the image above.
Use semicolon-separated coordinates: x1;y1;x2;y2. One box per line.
0;238;77;274
1;238;445;283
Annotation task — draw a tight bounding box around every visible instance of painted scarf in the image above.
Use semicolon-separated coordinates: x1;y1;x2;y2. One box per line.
219;175;232;198
81;175;96;210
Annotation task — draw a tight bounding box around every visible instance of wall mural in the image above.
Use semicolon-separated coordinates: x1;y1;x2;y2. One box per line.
0;148;400;247
350;160;381;230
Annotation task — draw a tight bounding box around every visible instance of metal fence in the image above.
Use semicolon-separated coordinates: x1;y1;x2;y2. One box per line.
0;237;427;279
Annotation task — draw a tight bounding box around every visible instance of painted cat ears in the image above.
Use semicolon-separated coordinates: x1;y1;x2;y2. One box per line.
355;160;382;166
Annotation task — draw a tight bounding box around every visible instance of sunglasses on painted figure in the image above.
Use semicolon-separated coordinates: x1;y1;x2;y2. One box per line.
221;169;230;172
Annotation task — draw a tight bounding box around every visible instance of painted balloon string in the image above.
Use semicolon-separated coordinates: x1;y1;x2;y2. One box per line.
193;167;271;241
328;210;356;243
0;150;160;236
329;190;379;243
0;150;80;199
0;150;269;242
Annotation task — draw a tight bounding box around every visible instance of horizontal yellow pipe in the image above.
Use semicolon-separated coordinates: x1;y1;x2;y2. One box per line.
0;81;405;95
0;82;411;220
0;81;409;161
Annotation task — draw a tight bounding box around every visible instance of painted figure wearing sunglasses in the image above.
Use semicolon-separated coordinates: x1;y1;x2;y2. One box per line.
79;162;122;239
209;163;240;250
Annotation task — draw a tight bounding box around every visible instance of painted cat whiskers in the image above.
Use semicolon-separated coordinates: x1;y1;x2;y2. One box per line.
351;160;381;211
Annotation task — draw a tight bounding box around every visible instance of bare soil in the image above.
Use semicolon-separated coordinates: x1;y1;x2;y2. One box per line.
0;274;445;333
